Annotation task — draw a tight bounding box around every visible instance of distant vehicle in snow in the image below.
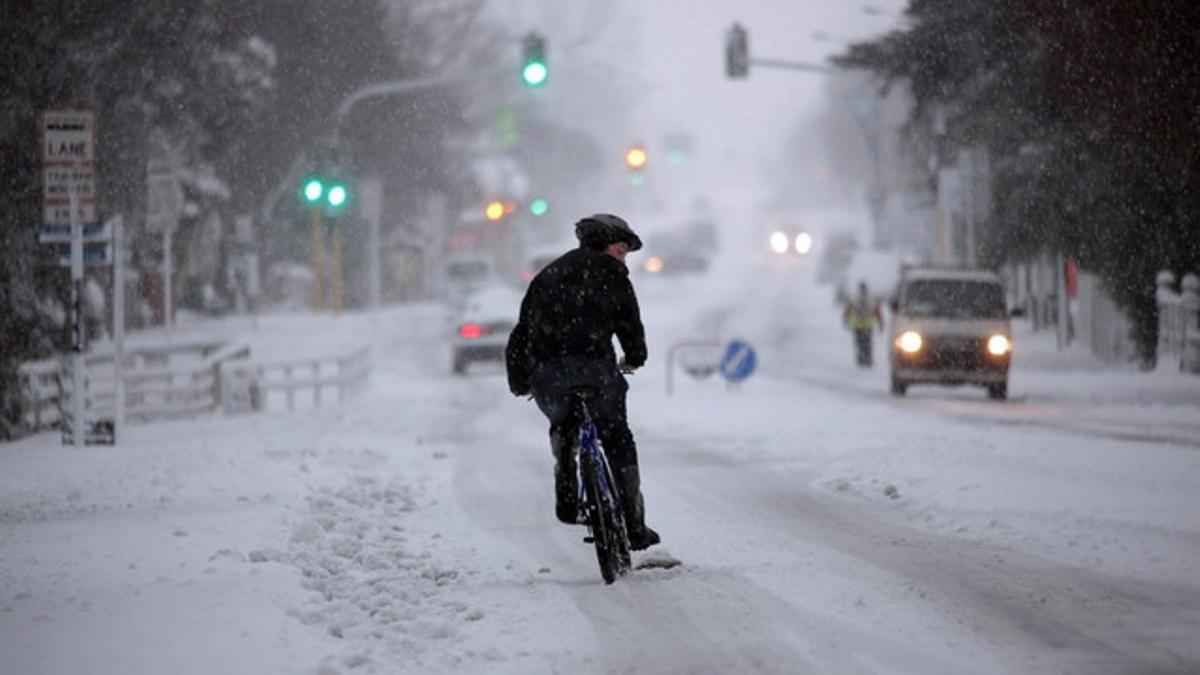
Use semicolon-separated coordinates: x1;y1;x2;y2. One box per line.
451;285;522;374
767;226;813;258
639;230;711;277
439;253;498;305
888;267;1013;400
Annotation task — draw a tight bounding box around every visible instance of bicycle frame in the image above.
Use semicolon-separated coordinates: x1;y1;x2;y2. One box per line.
577;405;619;516
574;397;631;583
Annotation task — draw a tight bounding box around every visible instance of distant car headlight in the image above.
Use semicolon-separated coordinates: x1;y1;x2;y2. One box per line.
794;232;813;254
644;256;664;274
897;331;923;353
987;334;1011;356
769;231;789;254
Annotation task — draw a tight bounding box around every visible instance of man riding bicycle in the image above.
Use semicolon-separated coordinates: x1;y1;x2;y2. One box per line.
506;213;661;550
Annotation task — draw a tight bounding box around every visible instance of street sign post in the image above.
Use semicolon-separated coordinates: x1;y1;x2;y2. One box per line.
43;110;98;447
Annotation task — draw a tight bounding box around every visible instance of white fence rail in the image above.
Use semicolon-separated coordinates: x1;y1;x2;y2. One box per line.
1156;271;1200;373
220;346;371;413
17;340;250;434
15;341;372;438
17;360;66;432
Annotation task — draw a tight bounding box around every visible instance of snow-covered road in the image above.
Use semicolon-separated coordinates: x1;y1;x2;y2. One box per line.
3;235;1200;674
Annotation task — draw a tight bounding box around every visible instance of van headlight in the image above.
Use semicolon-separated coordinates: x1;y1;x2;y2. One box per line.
987;334;1011;356
897;331;923;353
794;232;813;254
769;231;789;254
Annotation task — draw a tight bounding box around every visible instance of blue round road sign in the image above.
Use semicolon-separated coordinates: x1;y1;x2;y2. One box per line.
719;339;757;383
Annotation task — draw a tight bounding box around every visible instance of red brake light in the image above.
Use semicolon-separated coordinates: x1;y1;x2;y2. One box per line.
458;323;485;339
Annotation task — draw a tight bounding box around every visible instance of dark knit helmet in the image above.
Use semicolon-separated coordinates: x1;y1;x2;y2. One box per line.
575;213;643;252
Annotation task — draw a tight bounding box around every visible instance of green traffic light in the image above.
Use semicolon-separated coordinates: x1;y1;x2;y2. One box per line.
327;184;348;208
522;61;548;87
303;178;324;203
530;198;549;216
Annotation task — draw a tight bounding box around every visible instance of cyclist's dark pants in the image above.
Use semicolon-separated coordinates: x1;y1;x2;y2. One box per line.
853;328;873;367
530;358;638;471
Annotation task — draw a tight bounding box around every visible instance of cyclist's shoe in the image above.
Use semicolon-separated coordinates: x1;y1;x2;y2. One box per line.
628;525;660;551
555;493;581;524
616;465;660;549
554;465;581;525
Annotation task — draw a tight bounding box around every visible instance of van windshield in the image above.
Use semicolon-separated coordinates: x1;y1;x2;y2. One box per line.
902;280;1006;319
446;261;489;282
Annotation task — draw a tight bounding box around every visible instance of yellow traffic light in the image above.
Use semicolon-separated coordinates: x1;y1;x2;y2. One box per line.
484;200;506;221
625;146;647;170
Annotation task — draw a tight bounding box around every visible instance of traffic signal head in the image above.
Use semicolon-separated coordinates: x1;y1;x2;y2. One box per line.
725;23;749;79
521;32;548;87
485;200;506;221
302;177;324;203
625;145;648;170
327;184;348;209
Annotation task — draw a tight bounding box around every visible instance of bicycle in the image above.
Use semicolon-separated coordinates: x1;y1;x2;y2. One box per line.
570;390;632;584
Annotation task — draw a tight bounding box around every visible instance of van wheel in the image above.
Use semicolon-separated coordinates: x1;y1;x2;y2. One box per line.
987;383;1007;400
890;375;907;397
452;354;467;375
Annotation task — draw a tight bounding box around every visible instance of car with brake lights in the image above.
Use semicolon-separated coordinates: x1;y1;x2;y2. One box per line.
451;285;522;374
888;268;1012;400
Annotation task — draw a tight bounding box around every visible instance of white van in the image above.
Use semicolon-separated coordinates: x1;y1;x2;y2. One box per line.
440;253;497;304
888;268;1013;400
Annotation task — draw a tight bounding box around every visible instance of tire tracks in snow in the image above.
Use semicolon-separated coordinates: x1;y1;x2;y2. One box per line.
650;434;1200;674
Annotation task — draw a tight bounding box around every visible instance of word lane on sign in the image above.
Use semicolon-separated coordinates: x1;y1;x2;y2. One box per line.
43;110;96;164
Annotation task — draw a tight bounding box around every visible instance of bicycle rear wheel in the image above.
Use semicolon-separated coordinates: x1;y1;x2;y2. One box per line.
583;454;631;584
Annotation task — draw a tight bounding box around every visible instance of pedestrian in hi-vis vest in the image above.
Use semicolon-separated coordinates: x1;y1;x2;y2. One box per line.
842;281;884;367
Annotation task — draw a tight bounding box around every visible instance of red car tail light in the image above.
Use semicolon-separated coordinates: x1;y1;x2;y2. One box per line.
458;323;486;339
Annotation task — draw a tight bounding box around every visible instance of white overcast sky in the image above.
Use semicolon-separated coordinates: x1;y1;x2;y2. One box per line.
627;1;906;167
489;0;908;212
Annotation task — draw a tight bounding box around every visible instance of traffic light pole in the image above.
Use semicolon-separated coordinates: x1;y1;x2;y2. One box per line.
310;208;325;311
331;227;344;312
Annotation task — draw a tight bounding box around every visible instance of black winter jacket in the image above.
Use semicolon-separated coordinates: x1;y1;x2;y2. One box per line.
506;247;647;396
